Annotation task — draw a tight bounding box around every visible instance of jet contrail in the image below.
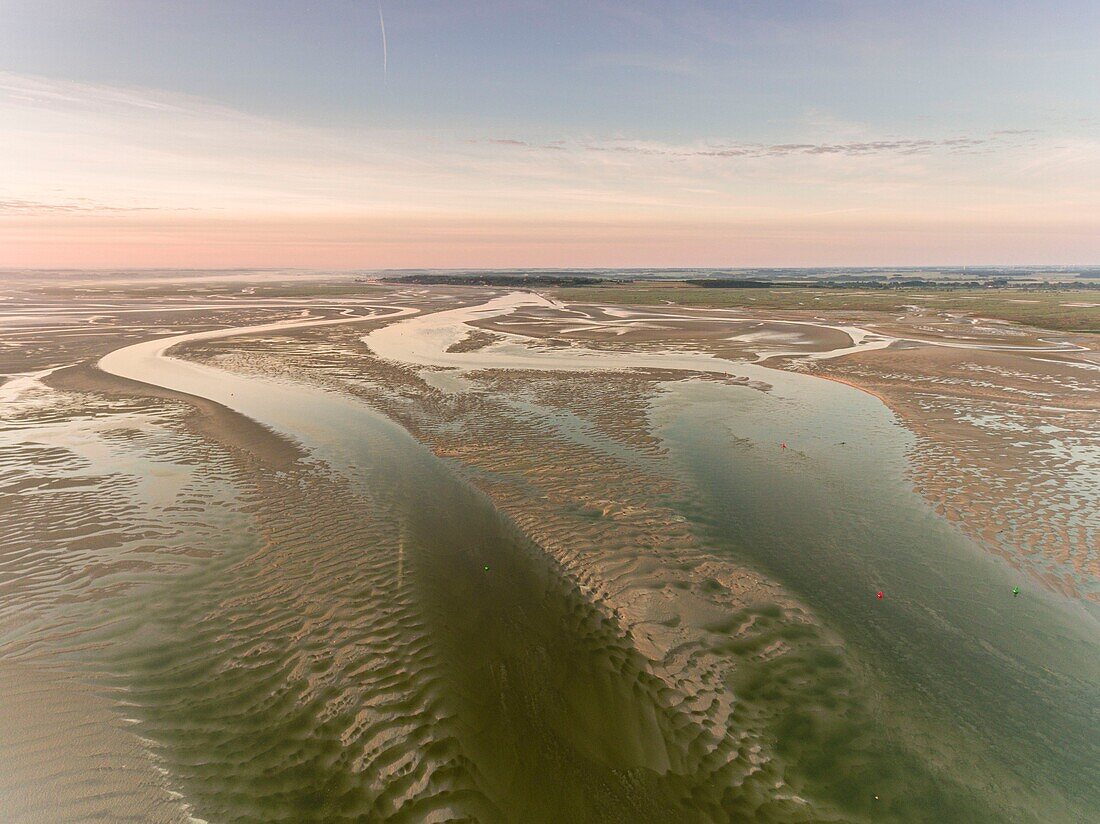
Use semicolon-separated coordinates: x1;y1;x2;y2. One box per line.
378;1;388;81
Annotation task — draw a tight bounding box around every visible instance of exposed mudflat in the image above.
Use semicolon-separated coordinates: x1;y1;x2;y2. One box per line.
1;274;1097;822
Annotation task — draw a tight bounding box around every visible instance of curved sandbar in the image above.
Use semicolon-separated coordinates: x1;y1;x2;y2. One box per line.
99;304;417;397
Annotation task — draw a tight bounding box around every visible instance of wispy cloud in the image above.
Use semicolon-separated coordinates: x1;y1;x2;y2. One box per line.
469;132;1034;159
0;72;213;116
0;197;200;214
1;71;1097;267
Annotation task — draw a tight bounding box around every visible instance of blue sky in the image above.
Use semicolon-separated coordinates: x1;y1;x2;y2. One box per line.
1;1;1098;266
6;1;1097;136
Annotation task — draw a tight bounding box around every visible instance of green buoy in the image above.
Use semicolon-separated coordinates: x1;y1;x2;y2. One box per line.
1012;586;1020;597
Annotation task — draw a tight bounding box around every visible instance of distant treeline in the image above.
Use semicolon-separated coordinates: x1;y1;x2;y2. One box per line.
685;279;772;288
379;273;1098;291
381;274;602;287
686;278;1100;290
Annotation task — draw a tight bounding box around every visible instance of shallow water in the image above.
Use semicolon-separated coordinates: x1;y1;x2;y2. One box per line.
4;292;1097;821
364;292;1100;820
655;379;1099;820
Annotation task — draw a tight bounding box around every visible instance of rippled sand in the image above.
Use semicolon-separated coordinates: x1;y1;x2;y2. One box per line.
799;346;1099;600
1;274;1096;822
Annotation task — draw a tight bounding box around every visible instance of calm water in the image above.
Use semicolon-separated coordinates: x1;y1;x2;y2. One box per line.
655;378;1099;821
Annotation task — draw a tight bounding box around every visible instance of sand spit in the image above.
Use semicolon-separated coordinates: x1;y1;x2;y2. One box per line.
49;361;305;471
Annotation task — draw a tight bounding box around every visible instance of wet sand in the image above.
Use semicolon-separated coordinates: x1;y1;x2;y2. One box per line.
777;336;1099;602
184;289;1096;819
0;661;190;824
1;276;1097;822
454;292;1100;604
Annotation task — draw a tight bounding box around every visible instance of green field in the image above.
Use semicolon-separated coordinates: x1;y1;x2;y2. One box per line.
549;283;1100;333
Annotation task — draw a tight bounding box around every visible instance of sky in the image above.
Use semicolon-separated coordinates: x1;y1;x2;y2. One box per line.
1;0;1098;268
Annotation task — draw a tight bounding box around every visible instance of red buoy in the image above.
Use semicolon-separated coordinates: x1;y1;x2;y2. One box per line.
876;591;884;600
